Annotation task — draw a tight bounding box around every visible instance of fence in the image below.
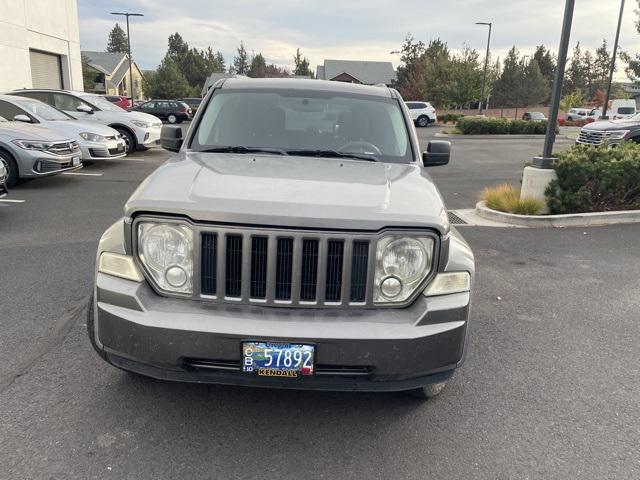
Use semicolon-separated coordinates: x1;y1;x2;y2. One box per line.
440;106;568;120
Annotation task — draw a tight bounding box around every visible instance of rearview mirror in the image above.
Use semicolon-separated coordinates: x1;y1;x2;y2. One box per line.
76;104;93;114
422;140;451;167
13;114;31;123
161;125;183;152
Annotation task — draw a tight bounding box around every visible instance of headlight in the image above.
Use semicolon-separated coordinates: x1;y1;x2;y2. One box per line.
79;132;107;142
11;139;53;151
132;120;153;128
374;236;434;304
607;130;630;140
138;222;194;294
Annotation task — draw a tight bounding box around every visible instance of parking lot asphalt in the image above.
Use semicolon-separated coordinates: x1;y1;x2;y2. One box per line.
1;133;639;479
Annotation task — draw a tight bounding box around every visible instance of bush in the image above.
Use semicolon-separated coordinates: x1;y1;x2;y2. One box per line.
545;142;640;214
439;113;465;124
457;117;550;135
482;184;543;215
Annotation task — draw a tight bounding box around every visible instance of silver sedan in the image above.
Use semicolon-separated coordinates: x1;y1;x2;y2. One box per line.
0;95;126;161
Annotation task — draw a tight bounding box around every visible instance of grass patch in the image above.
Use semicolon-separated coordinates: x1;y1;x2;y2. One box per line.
482;184;543;215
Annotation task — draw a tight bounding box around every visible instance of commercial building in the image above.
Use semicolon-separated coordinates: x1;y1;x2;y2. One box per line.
0;0;83;92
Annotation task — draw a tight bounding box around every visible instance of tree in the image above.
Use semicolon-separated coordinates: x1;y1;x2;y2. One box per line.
81;55;97;91
145;57;191;99
231;42;249;75
492;47;524;107
423;39;453;107
264;63;289;78
522;60;550;106
106;24;128;53
447;47;483;108
560;89;585;112
592;39;612;95
533;45;556;103
248;53;267;78
293;48;312;77
167;33;189;64
395;34;426;89
564;42;589;95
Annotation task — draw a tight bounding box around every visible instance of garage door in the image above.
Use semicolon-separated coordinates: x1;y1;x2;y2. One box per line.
29;50;63;89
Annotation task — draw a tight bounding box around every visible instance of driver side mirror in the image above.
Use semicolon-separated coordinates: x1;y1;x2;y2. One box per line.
13;114;32;123
161;125;183;152
76;104;93;114
422;140;451;167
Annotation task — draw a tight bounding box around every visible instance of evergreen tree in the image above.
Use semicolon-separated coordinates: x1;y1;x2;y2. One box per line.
492;47;523;107
145;57;191;99
81;55;97;91
231;42;249;75
106;24;128;53
248;53;267;78
293;48;312;77
593;39;612;95
264;63;289;78
423;39;453;107
522;60;550;106
564;42;589;95
447;47;483;108
533;45;556;103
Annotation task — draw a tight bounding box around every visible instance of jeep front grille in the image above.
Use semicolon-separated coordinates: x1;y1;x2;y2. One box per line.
199;229;374;307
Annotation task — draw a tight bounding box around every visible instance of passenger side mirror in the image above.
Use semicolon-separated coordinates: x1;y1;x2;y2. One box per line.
422;140;451;167
161;125;183;152
76;104;93;114
13;114;32;123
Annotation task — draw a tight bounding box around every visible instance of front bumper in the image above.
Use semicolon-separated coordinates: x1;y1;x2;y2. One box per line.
137;125;162;147
94;272;470;392
79;138;127;160
16;150;82;178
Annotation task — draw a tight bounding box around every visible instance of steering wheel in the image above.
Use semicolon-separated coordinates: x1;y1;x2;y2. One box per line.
338;141;382;155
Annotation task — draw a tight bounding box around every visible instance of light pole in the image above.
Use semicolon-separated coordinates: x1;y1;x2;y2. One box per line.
601;0;626;119
476;22;492;115
111;12;144;102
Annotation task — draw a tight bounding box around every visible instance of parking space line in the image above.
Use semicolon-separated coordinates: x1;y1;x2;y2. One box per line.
62;172;103;177
0;199;26;203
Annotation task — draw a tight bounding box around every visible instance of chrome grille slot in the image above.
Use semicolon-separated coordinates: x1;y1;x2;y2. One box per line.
225;235;243;297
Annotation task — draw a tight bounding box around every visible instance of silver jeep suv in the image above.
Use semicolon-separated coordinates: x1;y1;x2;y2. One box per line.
90;78;475;399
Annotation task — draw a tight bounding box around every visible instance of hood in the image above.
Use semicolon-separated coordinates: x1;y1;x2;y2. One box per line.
125;153;450;234
0;121;72;141
584;118;639;131
121;110;162;124
41;119;120;137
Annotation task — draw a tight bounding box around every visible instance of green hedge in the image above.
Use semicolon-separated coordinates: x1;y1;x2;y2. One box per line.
545;142;640;214
457;117;550;135
439;113;465;124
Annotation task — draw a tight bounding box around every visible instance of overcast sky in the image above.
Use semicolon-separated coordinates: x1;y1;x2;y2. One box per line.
78;0;639;79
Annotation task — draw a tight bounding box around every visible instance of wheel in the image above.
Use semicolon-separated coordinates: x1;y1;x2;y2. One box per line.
0;149;19;187
404;379;450;400
86;294;109;362
116;128;136;154
167;114;177;124
417;115;429;128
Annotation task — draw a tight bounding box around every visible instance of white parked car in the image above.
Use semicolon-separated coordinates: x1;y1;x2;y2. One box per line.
0;95;126;161
9;90;163;154
405;101;437;127
566;108;591;121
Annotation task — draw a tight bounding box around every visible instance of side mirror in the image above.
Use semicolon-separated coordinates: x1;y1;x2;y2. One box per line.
76;104;93;114
161;125;183;152
13;114;32;123
422;140;451;167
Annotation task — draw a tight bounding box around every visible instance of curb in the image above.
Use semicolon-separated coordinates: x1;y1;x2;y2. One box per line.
475;201;640;228
434;133;572;140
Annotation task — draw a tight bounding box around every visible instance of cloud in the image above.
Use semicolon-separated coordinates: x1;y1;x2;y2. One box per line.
78;0;640;79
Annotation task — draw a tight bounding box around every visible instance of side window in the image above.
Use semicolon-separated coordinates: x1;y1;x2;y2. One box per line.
417;103;427;109
143;102;155;109
13;91;51;104
0;100;28;122
170;102;178;109
406;103;417;110
52;93;84;111
159;102;169;109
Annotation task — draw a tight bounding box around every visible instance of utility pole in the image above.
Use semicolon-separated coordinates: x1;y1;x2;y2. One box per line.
111;12;144;102
476;22;492;115
601;0;626;119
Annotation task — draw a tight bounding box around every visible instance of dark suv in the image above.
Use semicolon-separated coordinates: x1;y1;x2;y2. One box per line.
132;100;192;124
576;116;640;146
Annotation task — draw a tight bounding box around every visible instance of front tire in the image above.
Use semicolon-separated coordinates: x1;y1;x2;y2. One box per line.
116;128;136;154
417;115;429;128
404;379;450;400
168;114;177;124
0;150;19;187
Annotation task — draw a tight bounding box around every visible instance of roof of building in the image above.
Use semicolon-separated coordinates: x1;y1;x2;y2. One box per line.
220;77;393;98
316;60;396;85
82;51;127;76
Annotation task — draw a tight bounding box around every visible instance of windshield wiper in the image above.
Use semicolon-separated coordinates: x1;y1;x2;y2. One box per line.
286;149;378;162
197;146;287;155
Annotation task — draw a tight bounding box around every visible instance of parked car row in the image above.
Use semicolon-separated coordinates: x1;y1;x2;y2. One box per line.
131;100;192;124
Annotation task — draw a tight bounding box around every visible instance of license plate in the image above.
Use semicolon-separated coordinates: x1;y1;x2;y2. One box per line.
242;342;314;377
72;157;80;166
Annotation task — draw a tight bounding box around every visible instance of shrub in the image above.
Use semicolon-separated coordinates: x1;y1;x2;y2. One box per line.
482;184;543;215
457;117;550;135
439;113;465;124
545;142;640;214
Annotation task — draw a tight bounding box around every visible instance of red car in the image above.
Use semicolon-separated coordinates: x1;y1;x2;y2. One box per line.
104;95;131;110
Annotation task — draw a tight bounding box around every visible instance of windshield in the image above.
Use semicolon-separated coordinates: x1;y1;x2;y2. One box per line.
83;95;126;112
192;89;413;163
17;99;72;121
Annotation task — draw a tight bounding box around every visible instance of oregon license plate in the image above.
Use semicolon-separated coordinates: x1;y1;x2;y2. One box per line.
242;342;314;377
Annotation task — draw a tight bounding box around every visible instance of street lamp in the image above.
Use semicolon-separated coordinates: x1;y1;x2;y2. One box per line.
111;12;144;102
601;0;626;119
476;21;492;115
